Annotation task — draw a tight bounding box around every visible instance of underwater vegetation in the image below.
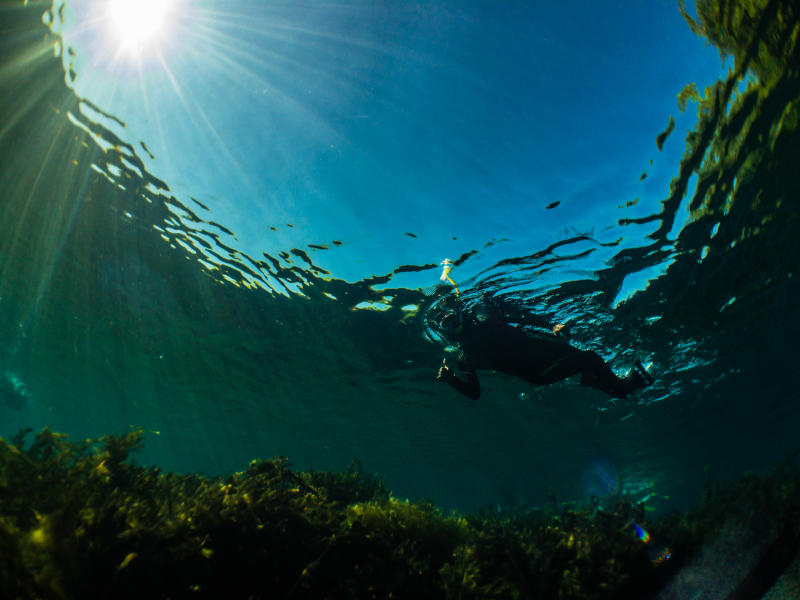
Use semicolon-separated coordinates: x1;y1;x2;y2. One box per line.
638;0;800;324
2;428;800;599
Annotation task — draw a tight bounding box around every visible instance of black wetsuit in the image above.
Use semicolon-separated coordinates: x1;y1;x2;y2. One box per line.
439;317;648;400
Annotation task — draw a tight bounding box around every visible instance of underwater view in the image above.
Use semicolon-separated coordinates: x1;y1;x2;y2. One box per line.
2;0;800;597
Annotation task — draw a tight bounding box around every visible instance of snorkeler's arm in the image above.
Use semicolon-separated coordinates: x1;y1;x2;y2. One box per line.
519;315;570;338
436;356;481;400
495;307;569;338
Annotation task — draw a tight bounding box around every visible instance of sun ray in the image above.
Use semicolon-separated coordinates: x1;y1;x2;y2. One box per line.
157;45;254;199
0;40;67;143
2;98;88;344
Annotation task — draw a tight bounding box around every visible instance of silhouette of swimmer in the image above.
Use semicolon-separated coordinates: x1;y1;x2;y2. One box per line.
434;300;653;400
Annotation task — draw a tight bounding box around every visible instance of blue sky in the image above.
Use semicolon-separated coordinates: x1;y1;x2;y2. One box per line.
58;0;727;288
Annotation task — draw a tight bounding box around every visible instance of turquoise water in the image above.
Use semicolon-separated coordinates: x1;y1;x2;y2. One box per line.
1;0;799;520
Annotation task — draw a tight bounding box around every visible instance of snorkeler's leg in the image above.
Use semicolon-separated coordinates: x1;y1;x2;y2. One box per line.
519;341;651;398
576;350;649;399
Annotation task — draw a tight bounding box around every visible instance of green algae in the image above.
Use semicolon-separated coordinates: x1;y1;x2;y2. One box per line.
615;0;800;343
3;427;799;599
679;0;799;84
0;428;666;599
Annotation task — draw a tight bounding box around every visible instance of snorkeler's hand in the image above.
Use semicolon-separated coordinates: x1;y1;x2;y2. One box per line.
437;358;455;382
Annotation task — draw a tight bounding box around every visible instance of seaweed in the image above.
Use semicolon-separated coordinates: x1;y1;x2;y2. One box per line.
4;428;799;599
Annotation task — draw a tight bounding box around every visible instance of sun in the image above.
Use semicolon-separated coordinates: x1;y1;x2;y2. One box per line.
104;0;178;58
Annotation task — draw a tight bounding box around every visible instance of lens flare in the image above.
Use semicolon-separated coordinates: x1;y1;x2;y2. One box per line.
630;520;651;544
581;458;620;498
649;545;671;565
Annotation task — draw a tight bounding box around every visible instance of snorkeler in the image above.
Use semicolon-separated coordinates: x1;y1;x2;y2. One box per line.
433;298;653;400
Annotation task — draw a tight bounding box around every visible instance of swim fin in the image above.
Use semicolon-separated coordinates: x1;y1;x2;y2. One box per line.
633;360;655;385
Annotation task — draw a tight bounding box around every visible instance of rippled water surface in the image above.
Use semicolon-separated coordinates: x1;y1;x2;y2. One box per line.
1;0;798;512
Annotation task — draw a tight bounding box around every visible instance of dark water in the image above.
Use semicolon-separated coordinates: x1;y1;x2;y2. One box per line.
1;0;799;517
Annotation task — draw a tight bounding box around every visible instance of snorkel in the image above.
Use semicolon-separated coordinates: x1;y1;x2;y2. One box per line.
438;259;463;337
440;258;460;296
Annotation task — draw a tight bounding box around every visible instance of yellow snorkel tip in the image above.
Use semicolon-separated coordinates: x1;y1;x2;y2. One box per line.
439;258;460;295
